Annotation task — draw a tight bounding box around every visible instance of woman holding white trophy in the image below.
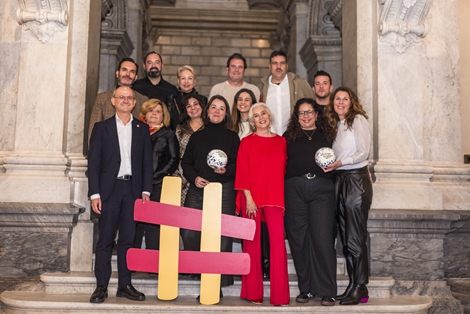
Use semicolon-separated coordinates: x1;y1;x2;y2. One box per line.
181;95;240;289
323;87;373;305
283;98;337;306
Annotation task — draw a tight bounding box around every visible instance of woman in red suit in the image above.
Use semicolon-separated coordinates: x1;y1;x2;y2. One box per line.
235;103;290;306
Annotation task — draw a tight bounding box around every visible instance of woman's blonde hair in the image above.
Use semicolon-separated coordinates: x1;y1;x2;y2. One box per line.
140;99;171;127
177;65;197;79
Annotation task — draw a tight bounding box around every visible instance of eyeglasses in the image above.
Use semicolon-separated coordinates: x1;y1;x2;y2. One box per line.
298;110;315;116
113;95;135;102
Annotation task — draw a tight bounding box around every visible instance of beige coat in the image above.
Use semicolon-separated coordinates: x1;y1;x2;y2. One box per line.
258;72;314;111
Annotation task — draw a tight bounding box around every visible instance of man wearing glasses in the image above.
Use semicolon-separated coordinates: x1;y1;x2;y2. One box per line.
88;86;153;304
258;51;314;135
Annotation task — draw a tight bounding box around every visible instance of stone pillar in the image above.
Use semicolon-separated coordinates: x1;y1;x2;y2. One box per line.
99;0;134;93
283;0;309;79
0;0;102;273
299;0;342;87
127;0;149;65
459;0;470;158
341;0;470;211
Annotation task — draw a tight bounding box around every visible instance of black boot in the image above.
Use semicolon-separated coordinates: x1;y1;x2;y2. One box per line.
336;281;353;301
339;284;368;305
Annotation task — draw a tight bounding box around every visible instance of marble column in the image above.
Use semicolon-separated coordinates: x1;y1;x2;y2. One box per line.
127;0;150;66
0;0;102;273
299;0;342;87
342;0;470;211
99;0;134;93
284;0;310;79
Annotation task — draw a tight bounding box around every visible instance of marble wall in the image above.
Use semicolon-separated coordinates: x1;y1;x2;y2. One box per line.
0;203;83;276
459;0;470;156
0;2;21;155
339;0;470;211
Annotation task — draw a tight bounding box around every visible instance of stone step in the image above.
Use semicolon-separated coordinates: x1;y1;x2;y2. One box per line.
0;291;433;314
40;272;394;299
94;253;347;276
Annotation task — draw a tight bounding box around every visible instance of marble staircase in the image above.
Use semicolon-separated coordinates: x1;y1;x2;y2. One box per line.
0;271;432;314
0;239;435;313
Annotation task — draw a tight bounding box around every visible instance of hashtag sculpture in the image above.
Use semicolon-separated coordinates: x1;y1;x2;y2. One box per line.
127;176;255;305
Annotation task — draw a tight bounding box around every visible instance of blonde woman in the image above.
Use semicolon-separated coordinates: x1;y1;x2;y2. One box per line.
166;65;208;129
134;99;180;251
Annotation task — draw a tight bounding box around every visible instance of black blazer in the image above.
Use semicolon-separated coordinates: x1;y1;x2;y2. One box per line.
88;115;153;201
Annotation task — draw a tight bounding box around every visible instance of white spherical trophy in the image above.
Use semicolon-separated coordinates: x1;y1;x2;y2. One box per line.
315;147;336;168
207;149;228;169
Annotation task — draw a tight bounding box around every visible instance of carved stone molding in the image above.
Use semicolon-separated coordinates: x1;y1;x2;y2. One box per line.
247;0;281;10
378;0;432;54
101;0;115;19
326;0;342;31
102;0;127;31
307;0;341;37
150;0;175;6
16;0;68;43
149;7;279;32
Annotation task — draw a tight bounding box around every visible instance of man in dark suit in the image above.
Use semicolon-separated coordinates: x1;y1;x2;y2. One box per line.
88;86;153;303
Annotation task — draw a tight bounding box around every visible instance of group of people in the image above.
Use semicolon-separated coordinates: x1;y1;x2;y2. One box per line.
87;50;373;307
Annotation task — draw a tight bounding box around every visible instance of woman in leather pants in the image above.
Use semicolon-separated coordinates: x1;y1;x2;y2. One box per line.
181;95;240;288
323;87;373;305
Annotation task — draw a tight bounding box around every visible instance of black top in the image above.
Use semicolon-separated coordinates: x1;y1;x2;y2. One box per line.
133;77;178;102
181;122;240;185
150;127;180;186
166;88;208;130
283;128;333;181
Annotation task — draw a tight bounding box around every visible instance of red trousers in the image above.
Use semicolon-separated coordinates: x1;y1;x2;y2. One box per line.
240;206;290;305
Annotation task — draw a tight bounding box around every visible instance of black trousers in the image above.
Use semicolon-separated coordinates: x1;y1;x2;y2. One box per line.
181;181;236;287
134;184;162;250
335;166;373;286
95;179;136;287
284;176;337;297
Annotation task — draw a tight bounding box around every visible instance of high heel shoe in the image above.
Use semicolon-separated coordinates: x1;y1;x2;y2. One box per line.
339;284;368;305
336;282;353;301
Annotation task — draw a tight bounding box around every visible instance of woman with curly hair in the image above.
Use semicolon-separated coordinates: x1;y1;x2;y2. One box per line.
283;98;337;306
323;86;373;305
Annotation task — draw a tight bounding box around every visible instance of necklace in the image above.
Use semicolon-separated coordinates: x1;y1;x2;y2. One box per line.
302;128;316;140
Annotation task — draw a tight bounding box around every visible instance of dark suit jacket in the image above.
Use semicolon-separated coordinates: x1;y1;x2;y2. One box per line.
87;115;153;201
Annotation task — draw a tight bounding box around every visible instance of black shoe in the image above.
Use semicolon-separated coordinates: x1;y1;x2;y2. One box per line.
197;289;223;301
116;284;146;301
90;286;108;303
336;282;353;301
295;292;314;303
339;284;369;305
188;274;201;280
262;259;270;279
321;296;336;306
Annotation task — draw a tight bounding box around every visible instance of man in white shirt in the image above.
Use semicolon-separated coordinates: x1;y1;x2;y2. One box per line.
209;53;260;109
88;86;153;304
258;51;314;135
